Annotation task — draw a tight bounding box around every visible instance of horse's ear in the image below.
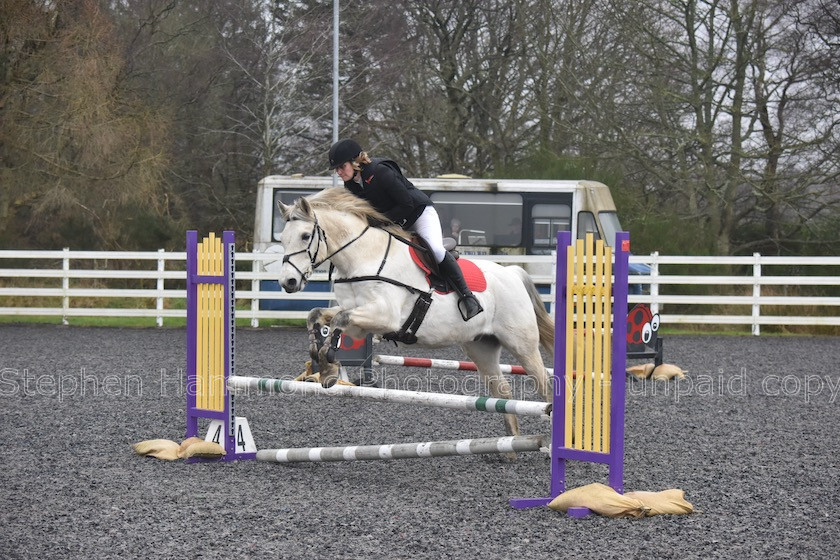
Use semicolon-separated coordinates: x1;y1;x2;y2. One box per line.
277;200;292;219
298;197;313;217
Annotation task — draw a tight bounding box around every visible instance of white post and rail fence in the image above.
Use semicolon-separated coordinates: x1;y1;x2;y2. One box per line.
1;248;838;335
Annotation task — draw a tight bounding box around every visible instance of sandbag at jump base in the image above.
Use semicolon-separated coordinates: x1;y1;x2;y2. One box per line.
132;437;226;460
626;363;687;381
548;483;648;518
624;489;695;515
131;439;181;461
547;483;695;518
179;440;226;459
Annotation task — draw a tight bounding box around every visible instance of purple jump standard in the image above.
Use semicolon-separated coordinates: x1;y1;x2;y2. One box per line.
184;230;255;461
509;230;630;515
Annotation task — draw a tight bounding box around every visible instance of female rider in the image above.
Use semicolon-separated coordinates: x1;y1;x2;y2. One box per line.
328;138;482;321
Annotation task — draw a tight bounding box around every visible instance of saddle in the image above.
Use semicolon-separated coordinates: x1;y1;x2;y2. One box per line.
408;236;487;294
382;236;487;345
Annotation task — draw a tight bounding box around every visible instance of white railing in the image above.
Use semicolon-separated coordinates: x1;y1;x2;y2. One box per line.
1;248;838;334
634;252;840;335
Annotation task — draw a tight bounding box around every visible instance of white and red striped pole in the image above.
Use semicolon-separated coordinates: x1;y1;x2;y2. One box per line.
373;354;554;376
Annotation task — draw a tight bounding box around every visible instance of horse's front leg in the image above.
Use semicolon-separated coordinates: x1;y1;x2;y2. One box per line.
316;302;396;388
306;306;341;363
316;325;345;388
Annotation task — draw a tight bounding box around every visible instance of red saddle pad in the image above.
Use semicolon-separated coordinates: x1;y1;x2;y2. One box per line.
409;247;487;294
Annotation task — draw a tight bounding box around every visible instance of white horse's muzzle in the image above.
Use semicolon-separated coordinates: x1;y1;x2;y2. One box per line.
279;262;309;293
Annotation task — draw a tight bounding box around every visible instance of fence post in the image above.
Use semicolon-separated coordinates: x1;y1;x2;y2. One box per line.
62;248;70;326
251;258;260;328
156;249;165;327
650;251;660;316
752;252;761;336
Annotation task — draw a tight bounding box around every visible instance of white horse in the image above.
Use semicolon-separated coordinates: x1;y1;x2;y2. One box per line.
276;188;553;437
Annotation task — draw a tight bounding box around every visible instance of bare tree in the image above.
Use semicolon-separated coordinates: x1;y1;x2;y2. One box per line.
745;1;840;252
216;1;336;178
332;0;537;176
595;0;839;254
110;0;285;235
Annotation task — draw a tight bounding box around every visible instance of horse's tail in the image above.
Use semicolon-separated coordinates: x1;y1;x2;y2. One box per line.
513;266;554;356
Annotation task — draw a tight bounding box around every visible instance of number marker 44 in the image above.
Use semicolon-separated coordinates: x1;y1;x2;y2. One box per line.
205;417;257;454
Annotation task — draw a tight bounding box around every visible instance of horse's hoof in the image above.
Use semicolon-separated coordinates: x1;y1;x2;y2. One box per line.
318;342;337;364
321;375;338;388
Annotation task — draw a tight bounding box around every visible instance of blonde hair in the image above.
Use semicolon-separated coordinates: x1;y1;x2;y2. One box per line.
351;151;372;171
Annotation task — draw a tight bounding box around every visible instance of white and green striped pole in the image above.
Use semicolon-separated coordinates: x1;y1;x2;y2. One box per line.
228;376;550;417
257;435;544;463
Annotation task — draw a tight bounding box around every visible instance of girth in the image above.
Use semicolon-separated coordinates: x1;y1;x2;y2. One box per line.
332;231;436;345
382;291;433;345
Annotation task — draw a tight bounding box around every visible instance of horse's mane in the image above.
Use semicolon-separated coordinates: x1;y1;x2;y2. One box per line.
304;187;408;238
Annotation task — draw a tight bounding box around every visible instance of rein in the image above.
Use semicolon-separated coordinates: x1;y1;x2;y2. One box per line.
332;229;428;296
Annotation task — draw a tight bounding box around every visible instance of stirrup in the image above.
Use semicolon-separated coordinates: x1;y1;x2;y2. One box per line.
457;295;484;321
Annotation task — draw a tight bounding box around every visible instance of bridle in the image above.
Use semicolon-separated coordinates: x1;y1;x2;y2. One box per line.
281;217;325;283
281;214;371;285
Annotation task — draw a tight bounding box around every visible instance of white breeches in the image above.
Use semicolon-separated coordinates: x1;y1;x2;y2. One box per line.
408;206;446;263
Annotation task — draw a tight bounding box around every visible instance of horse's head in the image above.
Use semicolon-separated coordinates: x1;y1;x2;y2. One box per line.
276;196;324;293
276;188;404;292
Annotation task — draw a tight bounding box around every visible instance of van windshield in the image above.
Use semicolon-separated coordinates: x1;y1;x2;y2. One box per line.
599;211;622;247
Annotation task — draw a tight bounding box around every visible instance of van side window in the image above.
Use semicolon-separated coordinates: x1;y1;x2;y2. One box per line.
531;203;571;249
599;211;621;247
430;192;523;246
577;211;601;240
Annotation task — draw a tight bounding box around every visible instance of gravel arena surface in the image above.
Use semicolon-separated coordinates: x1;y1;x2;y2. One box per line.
2;324;839;559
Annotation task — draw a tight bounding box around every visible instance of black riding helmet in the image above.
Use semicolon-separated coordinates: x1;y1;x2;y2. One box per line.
328;139;363;169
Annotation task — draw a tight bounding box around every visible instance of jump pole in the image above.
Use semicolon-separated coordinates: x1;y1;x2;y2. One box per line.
228;375;550;417
258;435;544;463
373;354;554;376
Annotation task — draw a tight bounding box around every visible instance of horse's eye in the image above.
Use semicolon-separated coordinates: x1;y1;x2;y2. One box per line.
301;232;311;242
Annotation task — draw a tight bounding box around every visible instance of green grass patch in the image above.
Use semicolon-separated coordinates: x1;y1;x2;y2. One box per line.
0;313;305;329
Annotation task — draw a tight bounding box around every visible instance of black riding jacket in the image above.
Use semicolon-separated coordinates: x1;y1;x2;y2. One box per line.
343;158;431;228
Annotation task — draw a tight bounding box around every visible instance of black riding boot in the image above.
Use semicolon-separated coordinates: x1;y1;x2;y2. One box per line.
439;253;484;321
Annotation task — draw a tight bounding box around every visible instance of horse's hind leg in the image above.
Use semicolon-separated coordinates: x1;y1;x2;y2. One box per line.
513;348;552;405
461;339;520;439
497;331;552;404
